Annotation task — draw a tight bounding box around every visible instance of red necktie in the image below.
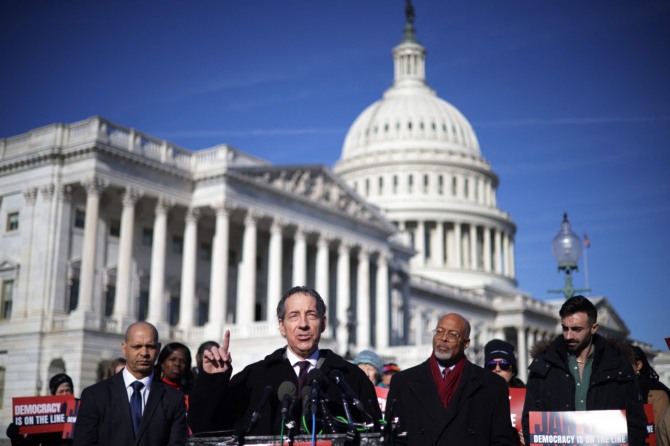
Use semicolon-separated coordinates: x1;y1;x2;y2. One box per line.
297;361;310;391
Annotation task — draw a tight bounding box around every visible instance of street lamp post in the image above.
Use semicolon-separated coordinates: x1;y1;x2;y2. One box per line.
548;213;591;299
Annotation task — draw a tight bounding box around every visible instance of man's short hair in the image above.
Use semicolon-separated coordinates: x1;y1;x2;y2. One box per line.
559;295;597;324
276;286;327;321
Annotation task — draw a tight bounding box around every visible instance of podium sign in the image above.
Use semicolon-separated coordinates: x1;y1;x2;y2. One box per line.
529;410;628;445
188;433;383;446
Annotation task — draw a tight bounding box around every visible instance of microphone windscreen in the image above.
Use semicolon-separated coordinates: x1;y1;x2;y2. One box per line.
277;380;296;401
300;385;312;416
307;368;322;385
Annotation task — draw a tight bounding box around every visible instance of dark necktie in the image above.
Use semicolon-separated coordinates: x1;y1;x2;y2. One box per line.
296;361;310;392
442;368;450;379
130;381;144;434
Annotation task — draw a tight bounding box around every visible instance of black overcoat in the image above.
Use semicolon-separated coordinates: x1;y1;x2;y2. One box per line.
188;347;382;436
385;358;515;446
522;333;647;446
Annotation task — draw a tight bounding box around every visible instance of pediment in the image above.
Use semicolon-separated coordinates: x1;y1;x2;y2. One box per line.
230;164;395;232
0;260;19;272
591;296;630;337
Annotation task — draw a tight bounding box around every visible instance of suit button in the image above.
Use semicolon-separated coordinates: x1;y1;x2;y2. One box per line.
419;429;425;435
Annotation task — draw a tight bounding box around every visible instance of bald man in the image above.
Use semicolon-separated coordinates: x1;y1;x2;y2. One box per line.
74;322;187;446
385;313;515;445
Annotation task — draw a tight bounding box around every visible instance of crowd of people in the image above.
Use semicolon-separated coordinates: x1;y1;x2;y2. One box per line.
6;291;668;446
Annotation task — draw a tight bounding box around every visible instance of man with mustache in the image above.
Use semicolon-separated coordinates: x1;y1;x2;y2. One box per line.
522;295;647;445
74;321;187;446
385;313;515;445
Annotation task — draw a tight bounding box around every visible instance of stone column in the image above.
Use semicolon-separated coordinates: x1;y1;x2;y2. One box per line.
416;220;425;266
494;229;502;274
483;226;492;273
434;221;445;267
315;234;330;305
469;224;477;270
236;211;260;325
208;202;231;327
292;226;307;286
517;327;528;382
266;219;285;321
414;307;424;346
336;242;351;354
147;197;172;323
113;187;141;319
78;177;107;313
356;248;370;348
503;232;511;277
453;222;462;269
179;207;200;329
375;252;390;348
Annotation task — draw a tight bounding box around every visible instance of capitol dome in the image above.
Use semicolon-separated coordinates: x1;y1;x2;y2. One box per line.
334;2;518;292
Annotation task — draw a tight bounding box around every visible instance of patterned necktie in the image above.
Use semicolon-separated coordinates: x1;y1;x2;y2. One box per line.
130;381;144;434
442;367;450;379
296;361;310;391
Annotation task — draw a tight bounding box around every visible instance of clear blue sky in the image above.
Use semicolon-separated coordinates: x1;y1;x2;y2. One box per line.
2;1;669;350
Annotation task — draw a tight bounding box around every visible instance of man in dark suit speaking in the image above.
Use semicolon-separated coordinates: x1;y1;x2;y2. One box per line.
189;286;381;437
74;321;187;446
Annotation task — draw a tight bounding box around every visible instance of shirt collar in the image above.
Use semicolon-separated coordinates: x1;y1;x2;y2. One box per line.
286;348;320;368
122;367;153;389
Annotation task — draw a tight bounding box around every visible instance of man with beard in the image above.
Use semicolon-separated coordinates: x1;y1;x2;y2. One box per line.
522;295;647;445
385;313;515;445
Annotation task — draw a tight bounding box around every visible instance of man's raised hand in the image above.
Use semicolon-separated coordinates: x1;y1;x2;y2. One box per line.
202;330;232;374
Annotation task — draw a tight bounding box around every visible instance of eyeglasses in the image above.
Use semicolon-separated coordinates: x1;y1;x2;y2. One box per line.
432;328;462;343
485;360;512;372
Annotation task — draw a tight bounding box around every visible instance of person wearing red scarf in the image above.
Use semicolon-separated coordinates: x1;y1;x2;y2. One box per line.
386;313;515;445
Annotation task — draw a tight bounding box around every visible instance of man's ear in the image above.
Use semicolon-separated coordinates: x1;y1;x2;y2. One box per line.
591;323;599;335
278;320;287;337
320;316;327;333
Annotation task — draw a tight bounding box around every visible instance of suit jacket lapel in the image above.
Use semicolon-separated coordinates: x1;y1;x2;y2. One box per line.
136;378;165;444
110;373;136;443
440;363;482;430
408;361;445;426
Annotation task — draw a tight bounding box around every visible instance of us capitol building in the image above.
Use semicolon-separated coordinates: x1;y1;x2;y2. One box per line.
0;3;660;425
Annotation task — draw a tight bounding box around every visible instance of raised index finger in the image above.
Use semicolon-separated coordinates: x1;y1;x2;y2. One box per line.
221;329;230;355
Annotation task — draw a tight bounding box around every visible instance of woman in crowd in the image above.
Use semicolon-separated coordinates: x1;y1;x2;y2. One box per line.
155;342;193;411
631;345;670;445
484;339;525;445
484;339;525;388
6;373;74;446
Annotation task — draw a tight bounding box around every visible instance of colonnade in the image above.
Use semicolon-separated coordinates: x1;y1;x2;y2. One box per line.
73;179;406;351
398;219;515;277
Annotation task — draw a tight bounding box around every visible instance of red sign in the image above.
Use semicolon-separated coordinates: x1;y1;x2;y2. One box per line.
375;386;389;415
529;410;628;445
12;395;77;436
509;388;526;434
644;404;656;446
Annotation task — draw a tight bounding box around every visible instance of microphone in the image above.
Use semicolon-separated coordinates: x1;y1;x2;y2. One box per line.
307;369;322;415
328;369;374;422
277;381;296;418
247;384;273;433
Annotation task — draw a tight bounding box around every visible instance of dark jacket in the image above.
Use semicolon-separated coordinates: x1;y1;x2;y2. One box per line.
522;334;647;446
73;372;187;446
188;347;382;436
385;358;515;446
